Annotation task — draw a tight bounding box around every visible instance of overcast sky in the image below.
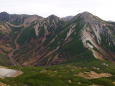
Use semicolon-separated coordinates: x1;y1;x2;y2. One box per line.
0;0;115;21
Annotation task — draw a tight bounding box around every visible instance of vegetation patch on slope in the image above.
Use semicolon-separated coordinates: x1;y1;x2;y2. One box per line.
0;59;115;86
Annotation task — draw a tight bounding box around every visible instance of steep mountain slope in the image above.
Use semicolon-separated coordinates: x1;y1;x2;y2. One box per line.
78;12;115;61
0;12;115;66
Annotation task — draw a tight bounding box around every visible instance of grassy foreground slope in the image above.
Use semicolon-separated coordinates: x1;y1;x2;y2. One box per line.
0;58;115;86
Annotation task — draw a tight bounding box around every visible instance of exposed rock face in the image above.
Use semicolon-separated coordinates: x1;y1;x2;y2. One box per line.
78;12;115;61
0;66;22;78
0;11;115;66
77;71;112;79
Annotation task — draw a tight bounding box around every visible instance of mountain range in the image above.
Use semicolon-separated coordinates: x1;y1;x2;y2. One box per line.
0;11;115;66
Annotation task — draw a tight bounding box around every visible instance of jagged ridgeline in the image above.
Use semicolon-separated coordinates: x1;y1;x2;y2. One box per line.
0;11;115;66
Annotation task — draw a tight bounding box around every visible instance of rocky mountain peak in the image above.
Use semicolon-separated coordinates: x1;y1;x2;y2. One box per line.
0;12;9;15
48;14;59;18
79;11;92;16
47;14;60;22
0;12;10;21
71;11;104;28
74;12;95;21
61;16;74;21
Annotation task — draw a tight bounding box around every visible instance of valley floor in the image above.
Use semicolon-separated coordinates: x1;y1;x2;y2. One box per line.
0;58;115;86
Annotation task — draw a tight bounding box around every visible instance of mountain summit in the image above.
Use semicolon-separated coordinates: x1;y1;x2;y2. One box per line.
0;12;115;66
